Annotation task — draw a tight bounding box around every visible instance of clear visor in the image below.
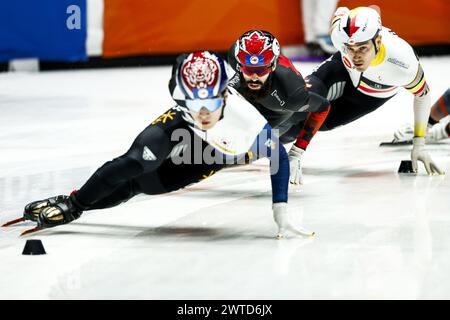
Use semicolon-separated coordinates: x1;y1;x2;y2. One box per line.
185;97;224;113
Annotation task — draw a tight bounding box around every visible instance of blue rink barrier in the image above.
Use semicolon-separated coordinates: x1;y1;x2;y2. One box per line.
0;0;87;62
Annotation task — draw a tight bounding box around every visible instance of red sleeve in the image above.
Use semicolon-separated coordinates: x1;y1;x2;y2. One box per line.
294;106;330;150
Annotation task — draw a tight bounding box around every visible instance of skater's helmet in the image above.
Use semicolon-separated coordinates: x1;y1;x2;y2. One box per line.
177;51;228;112
234;30;280;76
334;7;382;46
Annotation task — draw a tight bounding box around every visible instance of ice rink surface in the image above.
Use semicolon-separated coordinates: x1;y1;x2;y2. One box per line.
0;56;449;299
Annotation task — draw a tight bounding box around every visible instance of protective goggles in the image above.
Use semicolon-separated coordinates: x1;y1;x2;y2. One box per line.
240;64;273;77
185;97;224;113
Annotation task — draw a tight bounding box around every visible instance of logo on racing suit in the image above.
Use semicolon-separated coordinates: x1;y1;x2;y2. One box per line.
152;110;177;125
271;90;285;107
387;58;410;69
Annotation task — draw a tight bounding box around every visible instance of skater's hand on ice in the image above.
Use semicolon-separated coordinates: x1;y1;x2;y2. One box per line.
411;137;445;175
288;145;305;185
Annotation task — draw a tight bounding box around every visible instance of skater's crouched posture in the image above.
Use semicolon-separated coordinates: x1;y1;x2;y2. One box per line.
21;51;311;238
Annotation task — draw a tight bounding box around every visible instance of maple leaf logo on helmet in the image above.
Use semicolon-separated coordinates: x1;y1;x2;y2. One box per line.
235;30;280;67
243;31;271;55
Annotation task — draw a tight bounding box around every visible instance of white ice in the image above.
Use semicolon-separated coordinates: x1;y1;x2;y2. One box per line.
0;57;449;299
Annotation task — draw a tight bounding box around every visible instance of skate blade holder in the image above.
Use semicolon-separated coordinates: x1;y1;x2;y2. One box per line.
398;160;415;174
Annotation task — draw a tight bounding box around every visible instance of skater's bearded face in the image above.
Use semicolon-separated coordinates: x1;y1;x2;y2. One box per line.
241;65;274;91
345;35;382;72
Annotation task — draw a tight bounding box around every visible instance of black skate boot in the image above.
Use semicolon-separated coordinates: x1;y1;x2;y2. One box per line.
37;194;84;229
24;195;70;222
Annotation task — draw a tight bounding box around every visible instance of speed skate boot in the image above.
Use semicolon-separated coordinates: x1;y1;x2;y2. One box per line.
426;115;450;143
392;123;434;144
392;116;450;144
392;123;421;143
37;193;84;229
24;195;70;222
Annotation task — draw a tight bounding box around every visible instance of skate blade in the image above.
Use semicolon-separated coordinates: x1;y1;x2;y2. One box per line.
379;140;412;147
294;229;315;237
2;217;26;227
276;228;316;239
20;227;42;237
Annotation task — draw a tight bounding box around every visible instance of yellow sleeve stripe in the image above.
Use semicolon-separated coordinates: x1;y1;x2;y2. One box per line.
404;64;429;96
407;77;426;94
404;64;424;90
414;123;427;137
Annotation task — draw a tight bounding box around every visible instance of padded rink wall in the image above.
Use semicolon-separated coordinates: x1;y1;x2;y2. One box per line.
103;0;450;58
0;0;448;66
